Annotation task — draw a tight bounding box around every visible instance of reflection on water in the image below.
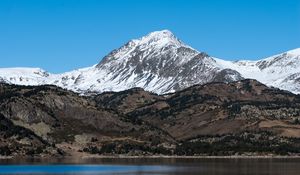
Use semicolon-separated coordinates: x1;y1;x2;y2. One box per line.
0;158;300;175
0;165;174;175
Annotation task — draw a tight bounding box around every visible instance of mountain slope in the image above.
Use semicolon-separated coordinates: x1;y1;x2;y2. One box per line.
0;68;50;85
52;30;242;94
129;79;300;141
215;48;300;94
0;30;299;94
0;83;175;157
1;80;300;157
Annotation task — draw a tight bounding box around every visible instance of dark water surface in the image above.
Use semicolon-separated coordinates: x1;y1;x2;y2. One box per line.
0;158;300;175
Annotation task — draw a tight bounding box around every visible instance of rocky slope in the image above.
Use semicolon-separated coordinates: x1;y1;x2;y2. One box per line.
0;83;175;157
0;30;299;94
1;80;300;157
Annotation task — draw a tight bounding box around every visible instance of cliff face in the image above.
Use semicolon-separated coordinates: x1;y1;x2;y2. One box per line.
1;79;300;157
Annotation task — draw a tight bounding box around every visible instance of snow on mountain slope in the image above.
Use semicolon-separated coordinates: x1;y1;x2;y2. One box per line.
0;68;50;85
0;30;299;95
91;30;241;94
215;48;300;94
44;30;241;94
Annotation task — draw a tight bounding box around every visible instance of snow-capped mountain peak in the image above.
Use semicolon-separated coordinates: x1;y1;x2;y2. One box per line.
97;30;199;70
134;30;182;47
0;30;299;95
88;30;242;94
137;30;176;41
215;48;300;94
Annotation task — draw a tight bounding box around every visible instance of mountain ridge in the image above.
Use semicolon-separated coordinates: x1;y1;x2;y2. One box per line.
0;30;299;94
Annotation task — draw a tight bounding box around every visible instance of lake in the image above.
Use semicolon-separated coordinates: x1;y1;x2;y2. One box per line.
0;158;300;175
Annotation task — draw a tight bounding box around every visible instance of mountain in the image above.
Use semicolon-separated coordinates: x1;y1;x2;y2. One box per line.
0;30;299;94
1;79;300;157
92;30;242;94
0;83;175;157
49;30;243;94
0;68;50;85
215;48;300;94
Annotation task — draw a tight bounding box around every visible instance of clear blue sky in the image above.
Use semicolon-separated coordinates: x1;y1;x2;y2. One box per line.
0;0;299;73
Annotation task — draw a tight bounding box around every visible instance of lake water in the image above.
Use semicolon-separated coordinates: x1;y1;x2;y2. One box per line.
0;158;300;175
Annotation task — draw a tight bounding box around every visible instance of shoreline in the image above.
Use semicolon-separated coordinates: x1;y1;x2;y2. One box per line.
81;155;300;159
2;155;300;160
